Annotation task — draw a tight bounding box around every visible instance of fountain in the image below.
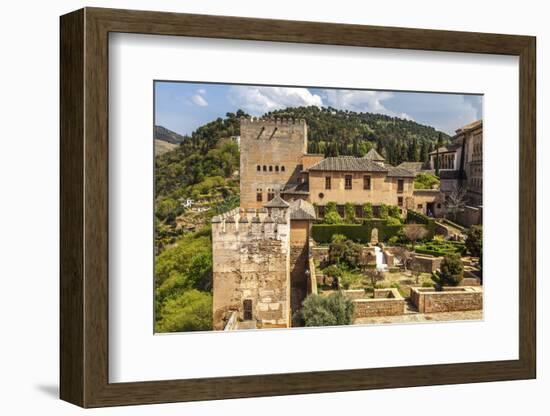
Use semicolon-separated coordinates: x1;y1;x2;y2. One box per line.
374;246;388;271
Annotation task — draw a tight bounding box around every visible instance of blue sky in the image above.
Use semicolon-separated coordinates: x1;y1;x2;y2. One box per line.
155;81;482;137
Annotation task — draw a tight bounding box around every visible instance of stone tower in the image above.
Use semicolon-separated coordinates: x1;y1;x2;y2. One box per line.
211;205;291;330
239;117;307;209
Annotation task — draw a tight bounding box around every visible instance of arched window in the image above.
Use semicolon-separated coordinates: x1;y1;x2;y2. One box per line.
275;166;279;172
281;166;285;172
257;165;261;171
269;165;273;172
263;165;267;171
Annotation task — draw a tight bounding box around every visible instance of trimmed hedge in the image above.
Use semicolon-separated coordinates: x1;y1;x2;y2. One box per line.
415;240;466;257
312;220;402;244
406;210;436;239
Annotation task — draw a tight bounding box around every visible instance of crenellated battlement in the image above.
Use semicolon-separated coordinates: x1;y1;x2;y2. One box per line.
212;207;289;239
240;116;306;126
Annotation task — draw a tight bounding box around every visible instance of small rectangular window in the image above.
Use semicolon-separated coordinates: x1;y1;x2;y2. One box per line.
363;175;371;190
325;176;331;190
267;192;275;201
397;179;404;193
256;192;263;202
398;196;403;207
345;175;352;190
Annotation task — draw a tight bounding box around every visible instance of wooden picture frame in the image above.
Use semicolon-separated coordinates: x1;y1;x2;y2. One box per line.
60;7;536;408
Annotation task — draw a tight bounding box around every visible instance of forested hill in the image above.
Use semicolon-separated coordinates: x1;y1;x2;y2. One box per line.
265;106;449;166
154;125;187;144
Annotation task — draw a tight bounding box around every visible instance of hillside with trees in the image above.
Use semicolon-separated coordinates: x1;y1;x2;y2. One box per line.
265;106;450;165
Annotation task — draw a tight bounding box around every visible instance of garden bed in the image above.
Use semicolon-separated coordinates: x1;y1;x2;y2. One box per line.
414;240;466;256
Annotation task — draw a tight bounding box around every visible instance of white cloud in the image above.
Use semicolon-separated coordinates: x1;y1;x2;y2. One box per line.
229;86;323;115
190;94;208;107
323;89;413;120
197;88;206;95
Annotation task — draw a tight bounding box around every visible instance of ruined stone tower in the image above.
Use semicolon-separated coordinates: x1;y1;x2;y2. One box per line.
239;117;307;209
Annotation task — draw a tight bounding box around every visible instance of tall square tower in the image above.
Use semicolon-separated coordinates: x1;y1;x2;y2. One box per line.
239;117;307;208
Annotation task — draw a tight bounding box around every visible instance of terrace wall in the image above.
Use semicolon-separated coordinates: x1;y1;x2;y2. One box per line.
410;286;483;313
344;288;405;318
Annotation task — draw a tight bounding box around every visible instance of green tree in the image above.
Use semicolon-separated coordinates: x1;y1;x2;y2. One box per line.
434;132;443;176
325;201;337;213
156;197;178;220
155;233;213;300
465;225;482;257
298;292;354;327
466;225;483;269
363;202;373;219
328;235;362;268
431;253;464;288
344;202;356;223
388;205;401;219
155;290;213;332
323;210;344;224
323;264;343;288
379;203;389;219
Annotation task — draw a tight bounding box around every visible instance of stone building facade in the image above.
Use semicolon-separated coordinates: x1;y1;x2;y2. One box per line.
428;120;483;225
461;121;483;205
429;120;483;205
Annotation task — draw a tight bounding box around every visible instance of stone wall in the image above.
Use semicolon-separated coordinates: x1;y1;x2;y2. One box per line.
344;288;405;318
456;205;482;227
240;117;307;209
412;254;443;273
342;289;367;300
212;207;291;330
410;286;483;313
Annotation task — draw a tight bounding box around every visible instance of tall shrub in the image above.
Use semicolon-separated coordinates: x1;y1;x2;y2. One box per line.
298;292;354;327
363;202;373;219
431;253;464;288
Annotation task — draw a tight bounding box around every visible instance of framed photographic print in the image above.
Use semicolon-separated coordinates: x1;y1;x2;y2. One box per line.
60;7;536;408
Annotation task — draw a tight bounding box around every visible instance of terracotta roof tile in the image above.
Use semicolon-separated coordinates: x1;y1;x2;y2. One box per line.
308;156;388;172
